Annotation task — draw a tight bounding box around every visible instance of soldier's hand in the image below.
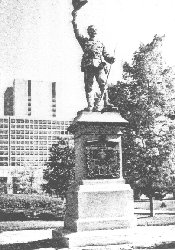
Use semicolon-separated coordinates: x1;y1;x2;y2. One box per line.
109;57;115;64
72;9;77;17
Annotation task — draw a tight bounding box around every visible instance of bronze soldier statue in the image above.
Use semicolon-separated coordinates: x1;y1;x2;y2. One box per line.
72;0;115;111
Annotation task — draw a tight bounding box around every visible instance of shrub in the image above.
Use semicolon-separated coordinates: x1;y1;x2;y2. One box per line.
37;212;60;221
0;194;63;221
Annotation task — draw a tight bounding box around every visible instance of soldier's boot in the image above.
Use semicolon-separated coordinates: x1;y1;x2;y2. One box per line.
93;94;103;111
84;92;94;111
104;91;114;109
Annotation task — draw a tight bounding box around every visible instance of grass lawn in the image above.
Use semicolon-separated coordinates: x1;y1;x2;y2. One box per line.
135;199;175;211
0;215;175;249
137;214;175;226
0;220;63;233
0;199;175;249
0;214;175;233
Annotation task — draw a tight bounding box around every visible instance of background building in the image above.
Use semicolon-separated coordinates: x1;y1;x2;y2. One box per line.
0;80;72;194
13;79;56;118
4;87;14;116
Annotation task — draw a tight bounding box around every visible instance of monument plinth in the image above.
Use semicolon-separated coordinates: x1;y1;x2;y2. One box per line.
53;111;136;248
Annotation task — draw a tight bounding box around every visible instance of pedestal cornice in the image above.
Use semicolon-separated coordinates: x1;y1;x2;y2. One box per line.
68;111;128;136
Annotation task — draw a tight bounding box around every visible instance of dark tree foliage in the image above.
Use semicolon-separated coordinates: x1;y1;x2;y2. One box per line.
43;138;75;198
109;35;175;215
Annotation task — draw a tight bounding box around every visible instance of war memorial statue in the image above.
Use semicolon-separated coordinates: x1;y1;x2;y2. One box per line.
72;0;115;111
53;1;135;247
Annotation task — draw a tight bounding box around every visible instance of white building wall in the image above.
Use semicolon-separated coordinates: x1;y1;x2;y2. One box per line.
13;79;28;116
31;81;52;118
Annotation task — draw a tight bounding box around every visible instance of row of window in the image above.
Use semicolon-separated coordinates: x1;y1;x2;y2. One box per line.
0;130;8;134
10;161;46;166
10;140;52;145
10;135;65;140
0;163;8;166
10;130;67;135
0;135;8;139
0;141;8;144
11;146;48;150
11;149;48;153
0;160;48;167
10;124;69;129
11;119;70;125
0;152;8;155
0;146;8;150
0;124;8;128
0;119;8;123
10;150;48;156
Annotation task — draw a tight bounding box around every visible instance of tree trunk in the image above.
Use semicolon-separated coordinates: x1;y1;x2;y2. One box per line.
149;196;154;217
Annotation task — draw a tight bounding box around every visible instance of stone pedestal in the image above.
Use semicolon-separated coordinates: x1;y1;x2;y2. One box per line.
53;111;136;248
64;179;135;232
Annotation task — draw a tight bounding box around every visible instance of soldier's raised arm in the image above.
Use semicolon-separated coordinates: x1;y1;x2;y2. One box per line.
102;46;115;64
72;10;86;49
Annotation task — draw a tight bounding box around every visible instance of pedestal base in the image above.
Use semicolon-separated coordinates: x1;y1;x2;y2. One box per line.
53;228;133;248
64;179;136;232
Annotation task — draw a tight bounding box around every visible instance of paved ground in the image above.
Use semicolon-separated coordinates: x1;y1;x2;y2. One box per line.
0;211;175;249
0;225;175;249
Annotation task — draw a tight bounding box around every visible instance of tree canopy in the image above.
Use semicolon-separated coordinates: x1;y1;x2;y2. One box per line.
109;35;175;204
43;138;75;198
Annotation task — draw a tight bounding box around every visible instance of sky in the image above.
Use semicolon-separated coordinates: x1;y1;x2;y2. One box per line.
0;0;175;119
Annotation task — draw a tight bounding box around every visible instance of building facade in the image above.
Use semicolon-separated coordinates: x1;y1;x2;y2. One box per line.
0;116;72;193
0;79;72;194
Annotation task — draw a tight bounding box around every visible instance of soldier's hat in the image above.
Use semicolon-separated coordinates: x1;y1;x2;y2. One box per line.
72;0;88;11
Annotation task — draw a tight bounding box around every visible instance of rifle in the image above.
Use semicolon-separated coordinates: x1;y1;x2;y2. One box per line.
99;47;117;109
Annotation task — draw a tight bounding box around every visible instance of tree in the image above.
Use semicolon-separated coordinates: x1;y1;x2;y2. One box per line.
43;138;75;198
17;171;36;194
109;35;175;216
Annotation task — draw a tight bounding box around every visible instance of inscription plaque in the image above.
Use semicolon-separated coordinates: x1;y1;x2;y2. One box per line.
85;139;120;179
